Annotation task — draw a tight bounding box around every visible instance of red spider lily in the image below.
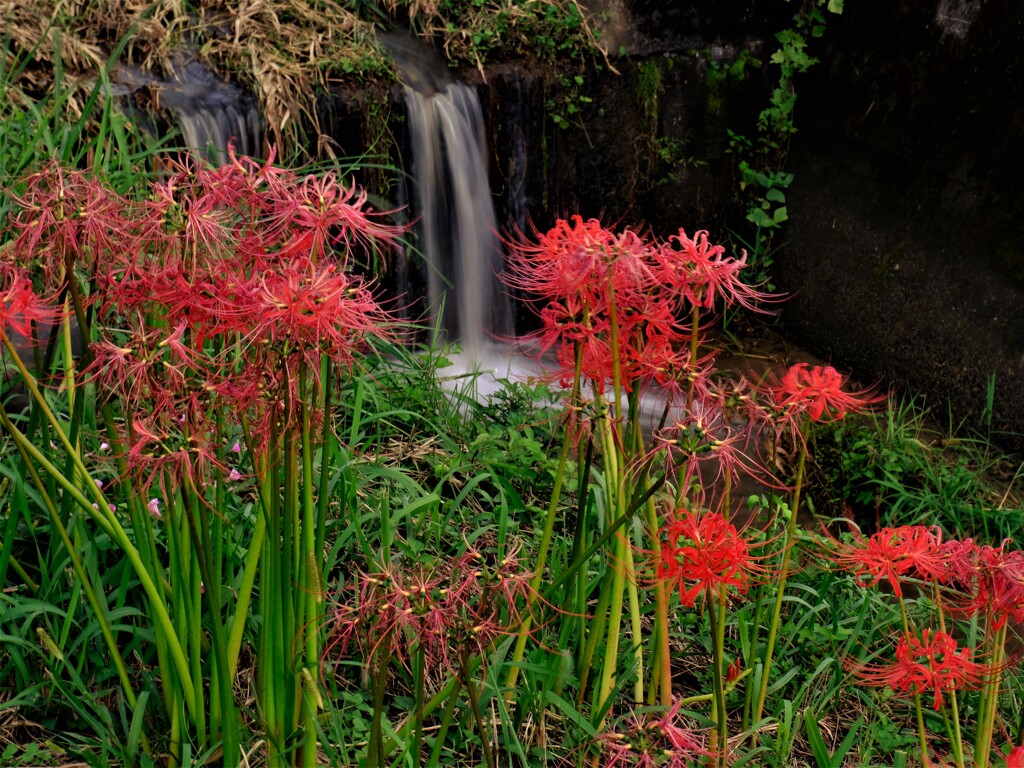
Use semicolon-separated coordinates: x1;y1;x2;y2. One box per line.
596;700;708;768
507;216;695;393
503;215;622;302
4;162;130;278
767;362;883;423
266;174;401;263
1006;745;1024;767
830;525;946;598
653;229;777;313
854;629;991;710
119;401;227;495
658;507;760;606
150;173;235;260
963;542;1024;629
632;342;712;400
200;143;296;212
651;387;769;499
326;544;536;674
0;268;60;345
253;265;395;361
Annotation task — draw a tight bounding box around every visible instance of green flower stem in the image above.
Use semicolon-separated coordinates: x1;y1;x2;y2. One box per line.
301;392;322;768
459;648;496;768
708;592;729;768
425;678;463;768
751;433;806;728
894;596;930;768
601;266;645;704
368;639;392;768
687;303;701;409
505;344;583;697
258;446;284;766
182;475;239;764
944;692;965;768
648;563;672;705
595;407;630;721
228;510;265;678
596;554;625;717
576;569;611;704
0;367;197;716
975;623;1007;768
623;534;644;703
169;484;206;748
413;642;426;768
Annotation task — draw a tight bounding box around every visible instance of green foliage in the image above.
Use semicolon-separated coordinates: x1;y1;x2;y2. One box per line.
432;0;593;69
810;398;1024;541
0;31;160;196
722;0;841;291
547;73;593;130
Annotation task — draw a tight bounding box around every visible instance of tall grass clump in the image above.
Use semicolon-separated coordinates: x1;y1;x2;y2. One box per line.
0;147;403;767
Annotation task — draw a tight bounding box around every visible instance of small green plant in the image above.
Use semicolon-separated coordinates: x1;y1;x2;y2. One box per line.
547;73;593;130
722;0;843;290
810;398;1024;542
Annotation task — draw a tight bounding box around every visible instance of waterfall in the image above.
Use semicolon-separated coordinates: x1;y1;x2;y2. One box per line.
403;83;513;358
378;29;512;359
113;51;262;163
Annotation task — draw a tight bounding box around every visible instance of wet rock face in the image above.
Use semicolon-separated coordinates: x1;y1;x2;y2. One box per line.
776;0;1024;447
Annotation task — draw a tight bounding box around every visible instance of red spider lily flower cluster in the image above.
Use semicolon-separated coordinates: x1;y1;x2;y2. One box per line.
326;542;535;674
597;699;708;768
1006;745;1024;768
504;217;776;395
765;362;883;424
854;629;991;710
0;267;60;346
657;506;761;607
0;149;403;492
830;525;1024;628
650;377;775;501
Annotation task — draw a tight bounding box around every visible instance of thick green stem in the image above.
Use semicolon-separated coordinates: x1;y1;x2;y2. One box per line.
708;592;729;768
301;395;321;768
413;642;426;768
505;345;583;697
460;649;496;768
751;436;806;727
975;623;1007;768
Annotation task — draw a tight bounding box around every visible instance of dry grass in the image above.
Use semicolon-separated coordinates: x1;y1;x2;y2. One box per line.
2;0;601;159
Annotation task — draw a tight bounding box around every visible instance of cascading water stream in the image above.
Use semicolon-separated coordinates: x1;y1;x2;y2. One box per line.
113;50;262;163
403;83;513;357
382;30;514;362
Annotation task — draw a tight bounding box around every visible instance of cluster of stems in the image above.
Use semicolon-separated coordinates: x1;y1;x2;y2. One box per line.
0;150;401;767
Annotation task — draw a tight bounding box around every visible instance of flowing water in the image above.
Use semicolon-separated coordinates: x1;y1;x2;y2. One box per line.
380;29;514;361
113;50;261;162
402;83;513;359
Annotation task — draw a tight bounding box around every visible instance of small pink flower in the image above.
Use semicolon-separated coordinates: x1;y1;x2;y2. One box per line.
147;498;162;519
99;442;110;452
228;468;242;482
231;441;241;454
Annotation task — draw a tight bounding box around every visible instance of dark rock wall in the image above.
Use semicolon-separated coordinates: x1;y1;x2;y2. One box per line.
778;0;1024;445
